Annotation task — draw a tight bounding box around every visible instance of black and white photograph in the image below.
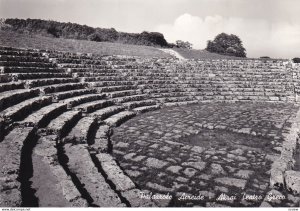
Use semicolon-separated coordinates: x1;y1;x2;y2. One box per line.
0;0;299;209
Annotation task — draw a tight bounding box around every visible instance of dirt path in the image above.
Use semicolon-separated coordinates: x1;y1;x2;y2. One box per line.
160;48;187;60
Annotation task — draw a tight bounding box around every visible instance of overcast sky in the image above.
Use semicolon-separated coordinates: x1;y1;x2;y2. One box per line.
0;0;299;58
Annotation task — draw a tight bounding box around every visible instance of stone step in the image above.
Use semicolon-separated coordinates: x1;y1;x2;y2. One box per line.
0;81;25;93
0;117;4;140
31;135;88;207
63;65;119;71
137;80;177;85
52;89;97;101
63;143;124;207
104;111;136;127
0;49;42;57
111;94;146;104
97;85;137;93
11;72;72;80
95;153;136;192
39;82;87;94
0;89;40;112
0;126;35;207
151;92;192;98
89;124;110;153
132;105;160;114
0;61;56;68
18;102;68;128
106;90;139;98
0;55;49;63
76;72;118;78
74;99;114;113
0;96;52;123
85;76;124;82
155;96;195;103
0;74;12;83
2;66;64;74
89;106;125;121
63;93;106;108
90;81;135;87
122;100;156;109
47;110;82;139
163;100;199;107
148;88;184;93
63;116;98;144
140;84;179;90
25;78;78;88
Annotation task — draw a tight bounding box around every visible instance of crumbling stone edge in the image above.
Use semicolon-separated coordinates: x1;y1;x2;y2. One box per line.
99;122;160;207
263;108;300;206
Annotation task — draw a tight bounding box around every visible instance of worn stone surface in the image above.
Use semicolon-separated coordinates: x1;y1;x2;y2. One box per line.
210;163;226;175
1;48;300;208
234;170;254;179
96;153;136;192
285;170;300;195
64;144;124;207
145;158;168;169
32;135;88;207
0;127;34;207
111;102;298;207
214;177;247;189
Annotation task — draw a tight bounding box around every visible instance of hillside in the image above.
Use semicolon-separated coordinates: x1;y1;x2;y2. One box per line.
2;18;170;47
0;30;171;58
173;48;242;60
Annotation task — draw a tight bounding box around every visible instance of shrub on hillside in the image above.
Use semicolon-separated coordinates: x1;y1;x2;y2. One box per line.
206;33;246;57
292;58;300;63
176;40;193;49
47;26;61;38
4;18;170;47
87;32;103;42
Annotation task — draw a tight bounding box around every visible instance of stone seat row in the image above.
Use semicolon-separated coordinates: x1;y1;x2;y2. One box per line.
1;66;65;73
38;107;155;206
65;67;118;73
24;78;79;88
12;72;72;80
51;56;136;65
0;55;49;63
0;61;56;68
0;93;105;135
0;81;24;92
18;98;158;205
0;81;164;131
75;72;119;78
0;49;42;57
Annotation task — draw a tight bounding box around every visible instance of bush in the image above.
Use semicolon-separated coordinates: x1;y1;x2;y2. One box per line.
292;58;300;63
4;18;170;47
176;40;193;49
206;33;246;57
47;26;61;38
87;33;103;42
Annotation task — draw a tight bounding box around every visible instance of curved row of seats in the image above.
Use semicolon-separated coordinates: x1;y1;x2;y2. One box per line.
0;45;300;207
0;46;160;207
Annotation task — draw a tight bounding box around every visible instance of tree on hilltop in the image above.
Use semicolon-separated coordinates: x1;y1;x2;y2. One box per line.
206;33;246;57
176;40;193;49
292;58;300;63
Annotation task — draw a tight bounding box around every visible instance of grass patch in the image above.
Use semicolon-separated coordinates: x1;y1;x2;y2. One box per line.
173;48;242;60
0;30;171;58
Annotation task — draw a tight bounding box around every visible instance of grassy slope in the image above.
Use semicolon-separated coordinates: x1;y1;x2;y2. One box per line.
173;48;245;60
0;30;171;58
1;30;277;60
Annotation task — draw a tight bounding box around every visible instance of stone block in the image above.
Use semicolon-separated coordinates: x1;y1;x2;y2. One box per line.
285;170;300;195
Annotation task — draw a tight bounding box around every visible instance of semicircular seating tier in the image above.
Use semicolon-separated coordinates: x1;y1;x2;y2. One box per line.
0;45;299;207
